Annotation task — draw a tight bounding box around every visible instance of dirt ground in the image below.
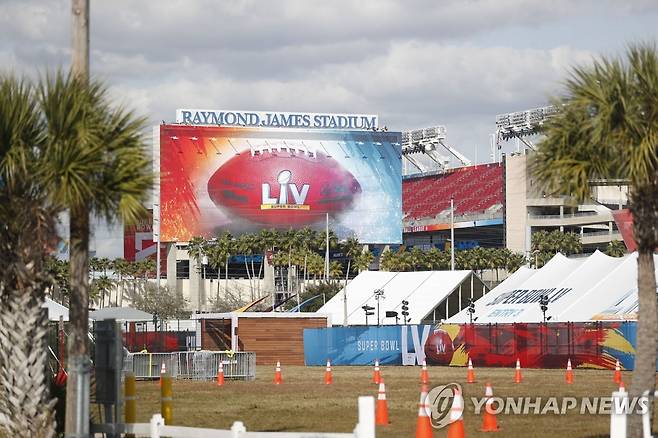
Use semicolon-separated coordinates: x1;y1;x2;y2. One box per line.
126;365;650;437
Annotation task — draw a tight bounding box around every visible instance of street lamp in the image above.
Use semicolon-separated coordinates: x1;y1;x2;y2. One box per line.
362;305;375;325
201;255;208;310
374;289;385;326
467;299;475;324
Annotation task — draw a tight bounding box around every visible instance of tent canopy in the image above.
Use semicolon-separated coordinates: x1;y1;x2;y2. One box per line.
318;270;486;325
447;251;658;323
43;297;69;322
89;307;153;322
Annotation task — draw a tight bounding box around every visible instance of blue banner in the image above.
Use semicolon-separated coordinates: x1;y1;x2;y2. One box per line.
304;325;433;366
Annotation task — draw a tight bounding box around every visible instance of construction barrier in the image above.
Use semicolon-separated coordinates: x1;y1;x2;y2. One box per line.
124;351;255;381
304;322;643;369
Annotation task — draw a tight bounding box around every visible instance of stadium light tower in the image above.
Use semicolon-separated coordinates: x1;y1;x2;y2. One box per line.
494;105;558;158
401;126;472;174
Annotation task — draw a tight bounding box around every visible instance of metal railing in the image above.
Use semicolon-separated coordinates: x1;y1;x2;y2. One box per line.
176;351;256;381
124;351;255;381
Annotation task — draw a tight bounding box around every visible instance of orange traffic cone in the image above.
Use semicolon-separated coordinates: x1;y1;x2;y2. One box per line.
324;360;333;385
480;382;499;432
415;383;433;438
420;359;429;384
565;358;573;384
159;362;166;386
614;360;622;384
514;358;522;384
467;358;476;383
216;361;225;386
446;387;465;438
619;381;626;392
373;360;381;384
375;379;389;426
274;361;283;385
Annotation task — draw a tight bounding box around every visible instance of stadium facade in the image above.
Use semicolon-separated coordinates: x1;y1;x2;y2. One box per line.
70;109;632;312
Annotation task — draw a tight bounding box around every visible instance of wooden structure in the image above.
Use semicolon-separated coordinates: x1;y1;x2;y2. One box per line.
194;312;330;365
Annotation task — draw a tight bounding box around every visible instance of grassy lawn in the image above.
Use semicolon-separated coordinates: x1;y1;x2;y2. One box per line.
128;365;648;437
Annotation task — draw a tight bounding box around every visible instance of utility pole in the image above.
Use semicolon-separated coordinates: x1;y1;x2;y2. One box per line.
324;213;329;281
67;1;90;436
450;198;455;271
71;0;89;81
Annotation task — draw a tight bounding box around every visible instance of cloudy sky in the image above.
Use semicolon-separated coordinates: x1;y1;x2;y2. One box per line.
3;0;658;164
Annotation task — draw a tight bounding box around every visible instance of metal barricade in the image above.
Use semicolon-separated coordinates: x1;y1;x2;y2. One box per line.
125;351;255;381
176;351;256;381
125;352;179;380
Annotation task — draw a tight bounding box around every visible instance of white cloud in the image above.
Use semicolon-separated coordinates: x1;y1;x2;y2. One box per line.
1;0;657;161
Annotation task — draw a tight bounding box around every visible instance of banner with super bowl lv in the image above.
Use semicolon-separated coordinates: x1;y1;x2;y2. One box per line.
158;125;402;243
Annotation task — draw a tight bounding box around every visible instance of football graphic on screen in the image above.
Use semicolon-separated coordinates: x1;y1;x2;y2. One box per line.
424;329;455;365
207;149;362;225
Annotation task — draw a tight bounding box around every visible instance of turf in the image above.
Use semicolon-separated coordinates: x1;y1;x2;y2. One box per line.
129;365;650;437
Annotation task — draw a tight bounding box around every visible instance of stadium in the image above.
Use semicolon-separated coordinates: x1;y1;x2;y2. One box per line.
37;103;652;436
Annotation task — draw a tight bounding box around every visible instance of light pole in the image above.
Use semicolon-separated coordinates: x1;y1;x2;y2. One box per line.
450;198;455;270
374;289;385;326
201;255;208;310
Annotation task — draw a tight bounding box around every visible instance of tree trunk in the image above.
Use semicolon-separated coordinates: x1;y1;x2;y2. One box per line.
225;255;229;299
0;291;56;437
244;258;253;301
256;256;263;298
65;208;91;435
628;251;658;436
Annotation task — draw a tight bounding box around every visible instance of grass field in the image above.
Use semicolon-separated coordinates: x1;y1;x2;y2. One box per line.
128;365;651;437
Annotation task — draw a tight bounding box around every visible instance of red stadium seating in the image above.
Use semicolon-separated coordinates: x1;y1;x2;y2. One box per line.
403;164;503;220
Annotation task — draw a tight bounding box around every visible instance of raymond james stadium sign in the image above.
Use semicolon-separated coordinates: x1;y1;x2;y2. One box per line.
175;109;379;130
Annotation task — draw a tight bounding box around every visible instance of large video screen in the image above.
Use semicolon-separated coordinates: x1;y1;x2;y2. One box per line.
159;125;402;243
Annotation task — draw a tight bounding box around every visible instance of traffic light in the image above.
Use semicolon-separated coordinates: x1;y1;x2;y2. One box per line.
539;295;549;322
401;300;409;324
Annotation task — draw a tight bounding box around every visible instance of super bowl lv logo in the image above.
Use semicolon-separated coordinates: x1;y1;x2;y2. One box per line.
261;170;310;210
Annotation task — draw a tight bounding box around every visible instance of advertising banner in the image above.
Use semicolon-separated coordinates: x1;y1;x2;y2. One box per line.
304;325;432;366
304;322;643;370
159;125;402;243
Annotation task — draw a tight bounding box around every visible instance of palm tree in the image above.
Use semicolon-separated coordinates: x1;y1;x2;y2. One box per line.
236;233;257;300
111;257;130;306
606;240;627;257
329;261;343;283
187;236;208;307
340;237;361;325
38;72;152;428
216;231;234;300
353;250;374;274
379;248;394;272
0;76;57;436
505;251;527;274
532;43;658;436
317;229;338;280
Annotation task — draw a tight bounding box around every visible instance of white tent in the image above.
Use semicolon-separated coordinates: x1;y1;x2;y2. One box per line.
43;297;69;322
447;251;658;323
89;307;153;322
318;270;487;325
